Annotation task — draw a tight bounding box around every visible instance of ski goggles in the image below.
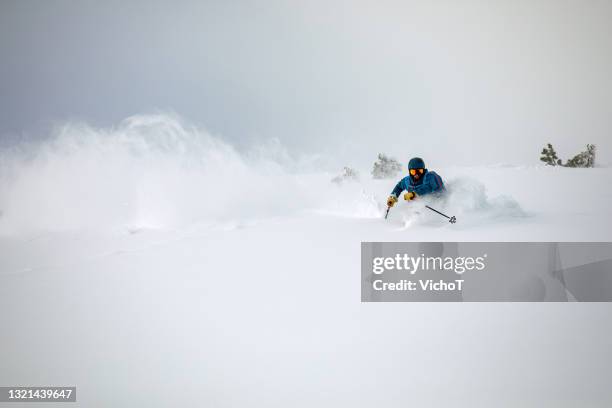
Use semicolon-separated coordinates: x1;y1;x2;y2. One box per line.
409;168;425;176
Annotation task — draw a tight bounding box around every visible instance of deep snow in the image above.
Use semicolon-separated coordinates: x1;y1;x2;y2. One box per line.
1;115;611;407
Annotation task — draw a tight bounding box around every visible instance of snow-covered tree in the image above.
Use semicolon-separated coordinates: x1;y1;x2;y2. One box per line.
540;143;562;166
540;143;596;168
587;144;596;167
565;144;596;168
371;154;402;179
331;166;359;184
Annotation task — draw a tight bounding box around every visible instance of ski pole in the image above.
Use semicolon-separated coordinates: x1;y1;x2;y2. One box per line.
425;205;457;224
384;206;391;219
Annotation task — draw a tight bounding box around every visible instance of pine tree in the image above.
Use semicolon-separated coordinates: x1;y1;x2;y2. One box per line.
372;154;402;179
540;143;562;166
331;166;359;184
586;144;596;168
565;144;596;168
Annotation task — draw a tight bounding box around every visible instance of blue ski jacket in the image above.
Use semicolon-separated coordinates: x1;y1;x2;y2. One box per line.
390;170;445;197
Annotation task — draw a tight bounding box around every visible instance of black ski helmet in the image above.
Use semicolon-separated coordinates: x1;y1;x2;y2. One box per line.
408;157;425;170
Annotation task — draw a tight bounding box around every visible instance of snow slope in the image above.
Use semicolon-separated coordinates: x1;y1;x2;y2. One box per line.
1;116;611;407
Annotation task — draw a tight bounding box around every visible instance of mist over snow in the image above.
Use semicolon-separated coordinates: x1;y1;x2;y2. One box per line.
0;113;547;237
0;114;328;233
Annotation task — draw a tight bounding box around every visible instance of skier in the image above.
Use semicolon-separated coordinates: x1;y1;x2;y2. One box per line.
386;157;445;208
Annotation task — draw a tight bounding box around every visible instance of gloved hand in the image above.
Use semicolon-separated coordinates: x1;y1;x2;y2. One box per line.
404;191;417;201
387;196;398;207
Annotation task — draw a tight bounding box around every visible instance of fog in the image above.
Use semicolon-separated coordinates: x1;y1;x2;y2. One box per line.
2;0;611;166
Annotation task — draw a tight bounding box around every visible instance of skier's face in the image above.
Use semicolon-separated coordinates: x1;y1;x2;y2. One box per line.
410;168;424;181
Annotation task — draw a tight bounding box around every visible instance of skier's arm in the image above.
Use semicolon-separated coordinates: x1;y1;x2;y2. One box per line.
390;180;405;197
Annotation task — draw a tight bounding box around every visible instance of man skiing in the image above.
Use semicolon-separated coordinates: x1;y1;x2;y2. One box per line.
387;157;445;208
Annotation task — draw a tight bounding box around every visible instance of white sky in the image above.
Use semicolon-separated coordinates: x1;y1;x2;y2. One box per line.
1;0;611;166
